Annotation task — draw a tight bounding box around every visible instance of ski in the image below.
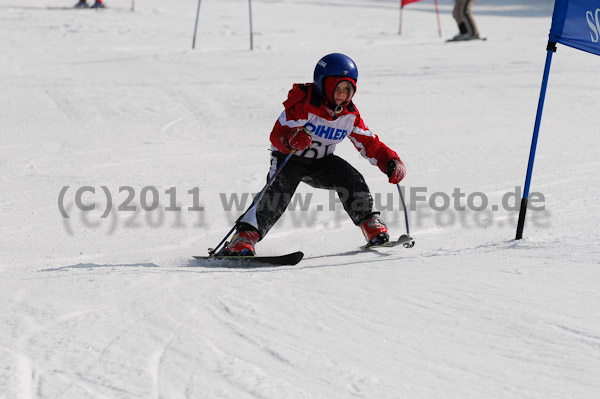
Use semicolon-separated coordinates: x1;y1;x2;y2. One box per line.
361;234;415;250
192;251;304;267
446;36;487;43
47;7;108;10
47;6;91;10
47;5;110;10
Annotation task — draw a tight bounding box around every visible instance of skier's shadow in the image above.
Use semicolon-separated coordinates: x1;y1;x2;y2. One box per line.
304;248;397;260
40;263;159;272
297;248;401;270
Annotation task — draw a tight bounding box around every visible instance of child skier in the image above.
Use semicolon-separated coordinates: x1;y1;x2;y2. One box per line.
219;53;406;256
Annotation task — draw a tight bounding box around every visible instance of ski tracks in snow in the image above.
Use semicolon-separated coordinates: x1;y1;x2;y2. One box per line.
0;344;35;399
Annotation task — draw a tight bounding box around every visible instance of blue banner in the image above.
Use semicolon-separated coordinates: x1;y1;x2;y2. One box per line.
549;0;600;56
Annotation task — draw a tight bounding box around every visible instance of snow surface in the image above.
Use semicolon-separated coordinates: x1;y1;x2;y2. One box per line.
1;0;600;397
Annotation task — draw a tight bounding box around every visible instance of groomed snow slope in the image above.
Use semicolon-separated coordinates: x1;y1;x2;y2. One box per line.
1;0;599;398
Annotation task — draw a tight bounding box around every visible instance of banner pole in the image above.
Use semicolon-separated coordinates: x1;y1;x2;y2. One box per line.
399;2;403;35
248;0;254;50
192;0;202;50
434;0;441;37
516;42;556;240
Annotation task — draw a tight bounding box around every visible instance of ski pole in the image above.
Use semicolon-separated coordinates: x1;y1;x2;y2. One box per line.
396;184;415;248
208;149;297;256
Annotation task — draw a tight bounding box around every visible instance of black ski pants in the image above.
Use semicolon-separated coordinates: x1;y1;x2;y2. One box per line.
237;152;378;239
453;0;479;35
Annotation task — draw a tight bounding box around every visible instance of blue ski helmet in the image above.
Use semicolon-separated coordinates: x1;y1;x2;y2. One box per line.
313;53;358;97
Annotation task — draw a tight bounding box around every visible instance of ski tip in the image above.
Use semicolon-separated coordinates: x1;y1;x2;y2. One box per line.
287;251;304;265
397;235;416;248
361;236;415;250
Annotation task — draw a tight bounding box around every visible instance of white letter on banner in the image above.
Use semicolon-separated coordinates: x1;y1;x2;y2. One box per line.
587;9;600;43
597;9;600;41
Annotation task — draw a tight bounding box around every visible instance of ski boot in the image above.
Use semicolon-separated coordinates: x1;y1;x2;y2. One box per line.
218;229;260;256
447;32;481;42
90;0;105;8
360;215;389;247
74;0;89;8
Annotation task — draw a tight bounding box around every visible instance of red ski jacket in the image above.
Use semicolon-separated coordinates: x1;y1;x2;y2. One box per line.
270;83;400;174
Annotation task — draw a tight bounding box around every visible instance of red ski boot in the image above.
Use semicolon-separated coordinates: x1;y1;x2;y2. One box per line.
360;216;389;246
219;230;260;256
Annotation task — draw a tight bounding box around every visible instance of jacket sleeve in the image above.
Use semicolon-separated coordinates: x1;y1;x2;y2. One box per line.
348;116;400;173
270;84;310;153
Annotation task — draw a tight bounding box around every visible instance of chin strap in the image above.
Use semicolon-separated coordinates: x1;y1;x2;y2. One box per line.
323;95;351;119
